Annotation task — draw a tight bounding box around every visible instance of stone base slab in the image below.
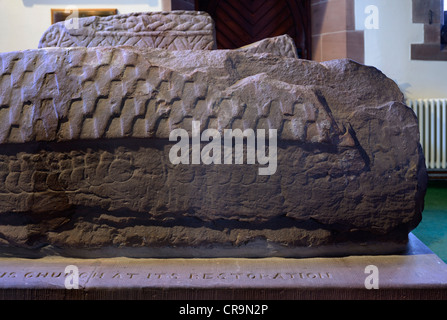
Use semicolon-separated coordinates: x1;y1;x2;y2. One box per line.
0;234;446;300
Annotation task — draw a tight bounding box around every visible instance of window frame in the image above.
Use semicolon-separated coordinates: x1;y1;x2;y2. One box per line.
411;0;447;61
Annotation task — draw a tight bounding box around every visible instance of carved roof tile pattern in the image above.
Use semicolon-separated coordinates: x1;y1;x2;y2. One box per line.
0;46;349;146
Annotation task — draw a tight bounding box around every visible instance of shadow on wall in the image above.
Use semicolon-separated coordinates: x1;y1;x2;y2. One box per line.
311;0;327;37
399;82;413;100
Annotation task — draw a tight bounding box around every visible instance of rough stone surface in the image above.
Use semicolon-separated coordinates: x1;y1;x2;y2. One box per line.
38;11;216;50
236;35;299;59
0;41;427;258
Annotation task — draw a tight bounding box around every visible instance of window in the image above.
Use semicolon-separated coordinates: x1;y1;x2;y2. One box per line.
411;0;447;61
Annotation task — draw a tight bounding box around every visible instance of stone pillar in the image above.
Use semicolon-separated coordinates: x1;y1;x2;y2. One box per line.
311;0;364;63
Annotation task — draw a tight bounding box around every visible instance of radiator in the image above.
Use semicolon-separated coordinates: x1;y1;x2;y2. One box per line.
408;99;447;170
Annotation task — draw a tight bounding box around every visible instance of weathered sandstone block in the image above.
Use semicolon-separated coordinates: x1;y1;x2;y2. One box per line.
38;11;216;50
236;35;299;59
0;41;426;257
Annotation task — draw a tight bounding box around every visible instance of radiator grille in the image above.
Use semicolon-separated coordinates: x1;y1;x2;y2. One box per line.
408;99;447;171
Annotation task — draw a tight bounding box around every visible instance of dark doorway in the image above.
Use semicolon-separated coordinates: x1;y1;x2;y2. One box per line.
172;0;311;59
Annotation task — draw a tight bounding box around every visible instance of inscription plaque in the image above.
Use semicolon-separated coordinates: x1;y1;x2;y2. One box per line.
0;235;446;299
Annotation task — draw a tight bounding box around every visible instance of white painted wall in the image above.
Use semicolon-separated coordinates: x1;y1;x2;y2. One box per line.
0;0;162;53
355;0;447;100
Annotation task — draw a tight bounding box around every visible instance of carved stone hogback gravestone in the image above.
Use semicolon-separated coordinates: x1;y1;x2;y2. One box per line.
38;11;216;50
0;12;426;258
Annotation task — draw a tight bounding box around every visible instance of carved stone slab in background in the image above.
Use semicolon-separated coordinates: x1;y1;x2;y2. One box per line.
236;35;299;59
0;41;427;258
0;235;446;300
38;11;216;50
